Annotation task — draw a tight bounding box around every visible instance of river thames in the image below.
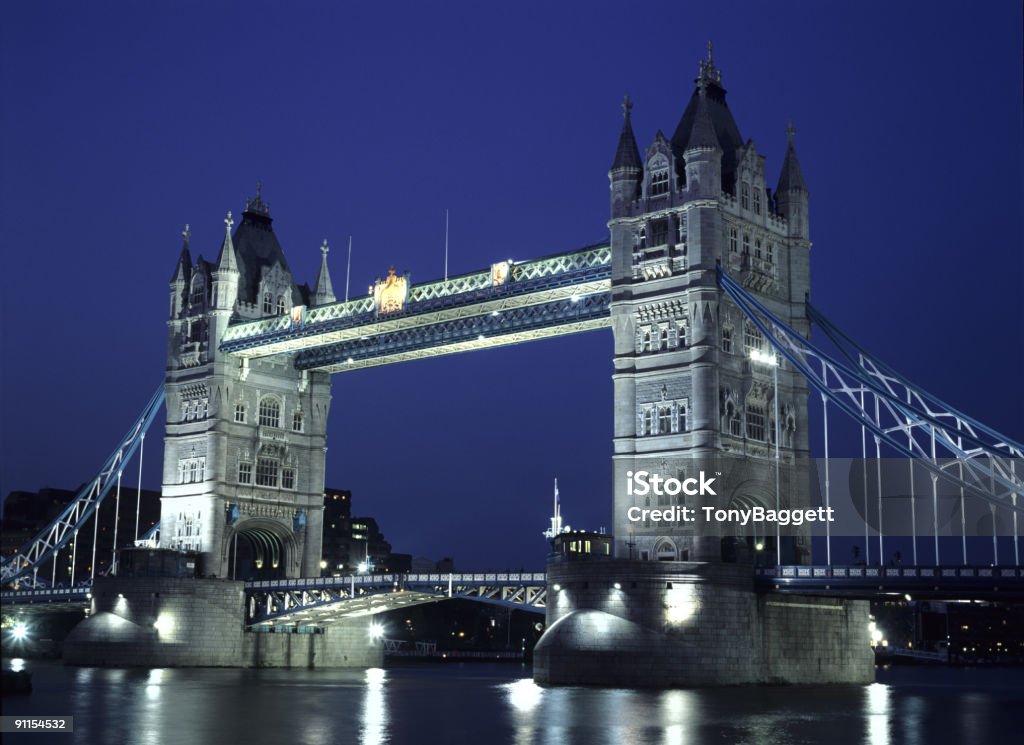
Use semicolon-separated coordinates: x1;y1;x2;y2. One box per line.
4;660;1023;744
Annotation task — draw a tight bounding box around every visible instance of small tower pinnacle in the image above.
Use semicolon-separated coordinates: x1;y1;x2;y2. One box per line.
182;223;191;246
611;93;642;172
786;119;797;146
698;39;722;86
215;210;239;273
313;239;336;305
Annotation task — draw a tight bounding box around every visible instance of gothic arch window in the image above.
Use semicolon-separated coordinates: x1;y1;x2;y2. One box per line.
742;233;751;256
654;538;677;561
263;293;273;314
638;227;648;250
659;327;669;350
755;238;763;259
658;406;672;434
753;188;762;215
746;401;766;442
644;408;656;435
258;396;281;428
729;227;738;253
650;169;669;197
741;181;750;210
234;403;246;423
256;456;279;487
190;276;205;307
677;213;687;242
292;410;304;432
678;401;688;433
744;320;764;354
767;243;775;264
642;329;652;353
721;326;733;353
276;295;286;314
727;400;741;436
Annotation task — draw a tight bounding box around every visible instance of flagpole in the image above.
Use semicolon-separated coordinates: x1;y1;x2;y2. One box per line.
444;209;449;283
345;235;352;302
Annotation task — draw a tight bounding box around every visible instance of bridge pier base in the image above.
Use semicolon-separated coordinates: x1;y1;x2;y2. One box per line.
533;560;874;687
62;577;382;669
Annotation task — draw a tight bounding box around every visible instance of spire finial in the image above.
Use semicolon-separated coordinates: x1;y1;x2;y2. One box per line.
256;179;262;201
786;119;797;145
321;239;329;257
621;93;633;119
182;223;191;244
707;39;713;65
224;211;233;231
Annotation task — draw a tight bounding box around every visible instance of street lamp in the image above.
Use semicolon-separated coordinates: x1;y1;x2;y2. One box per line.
750;348;781;567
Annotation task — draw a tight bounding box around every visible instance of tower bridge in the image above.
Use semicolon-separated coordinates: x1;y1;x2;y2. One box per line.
3;46;1022;685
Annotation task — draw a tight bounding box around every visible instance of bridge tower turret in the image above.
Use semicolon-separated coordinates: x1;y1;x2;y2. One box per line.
608;45;813;564
161;186;330;579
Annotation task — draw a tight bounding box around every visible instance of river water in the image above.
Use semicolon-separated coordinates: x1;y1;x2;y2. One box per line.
3;660;1022;745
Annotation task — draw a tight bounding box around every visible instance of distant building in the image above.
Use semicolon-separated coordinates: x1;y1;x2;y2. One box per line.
2;486;160;586
320;488;410;575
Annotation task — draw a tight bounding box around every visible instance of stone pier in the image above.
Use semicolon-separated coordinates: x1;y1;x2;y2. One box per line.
62;577;382;669
533;560;874;687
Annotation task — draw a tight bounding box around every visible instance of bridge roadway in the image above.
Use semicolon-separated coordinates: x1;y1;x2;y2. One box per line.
5;566;1024;622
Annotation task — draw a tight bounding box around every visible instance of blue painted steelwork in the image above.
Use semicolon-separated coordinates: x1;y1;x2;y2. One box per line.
219;243;611;357
717;267;1023;515
295;292;611;370
1;385;165;588
756;565;1024;599
245;572;548;626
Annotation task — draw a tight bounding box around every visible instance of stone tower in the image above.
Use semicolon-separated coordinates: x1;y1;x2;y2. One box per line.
162;187;332;578
609;47;813;564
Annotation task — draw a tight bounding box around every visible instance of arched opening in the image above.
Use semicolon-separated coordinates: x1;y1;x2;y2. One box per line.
226;519;295;580
654;537;677;562
722;493;773;565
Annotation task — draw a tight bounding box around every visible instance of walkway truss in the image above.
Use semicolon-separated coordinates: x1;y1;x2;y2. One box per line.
244;573;548;627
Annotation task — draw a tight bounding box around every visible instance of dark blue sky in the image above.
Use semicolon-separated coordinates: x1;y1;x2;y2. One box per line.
2;2;1021;570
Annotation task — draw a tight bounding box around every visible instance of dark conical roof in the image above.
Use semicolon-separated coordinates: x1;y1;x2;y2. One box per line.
230;192;303;307
777;124;808;192
611;95;642;172
170;226;192;283
670;79;743;188
684;85;722;152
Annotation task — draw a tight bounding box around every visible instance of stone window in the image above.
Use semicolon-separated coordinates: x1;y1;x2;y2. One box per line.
282;467;296;490
178;457;206;484
638;227;647;249
263;293;273;314
234;403;246;423
755;239;763;259
729;227;738;253
643;408;656;435
190;276;205;307
197;399;208;419
678;402;688;432
767;243;775;264
741;181;750;210
292;410;304;432
256;457;279;487
258;396;281;428
746;403;766;442
277;295;286;314
658;406;672;434
642;329;652;353
677;213;687;242
742;233;751;256
744;321;764;354
650;219;668;247
722;326;733;353
753;188;762;215
727;401;742;436
238;461;252;484
650;169;669;196
659;327;670;350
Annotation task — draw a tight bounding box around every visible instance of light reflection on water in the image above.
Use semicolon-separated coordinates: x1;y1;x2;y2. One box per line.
4;662;1023;745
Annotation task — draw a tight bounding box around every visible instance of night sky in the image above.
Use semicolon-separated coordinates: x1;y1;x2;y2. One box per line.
1;2;1021;571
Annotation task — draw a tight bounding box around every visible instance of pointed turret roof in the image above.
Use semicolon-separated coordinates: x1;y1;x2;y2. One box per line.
776;121;808;192
313;240;336;304
611;94;642;172
684;82;721;153
230;184;304;306
170;224;193;283
670;42;744;185
215;211;239;273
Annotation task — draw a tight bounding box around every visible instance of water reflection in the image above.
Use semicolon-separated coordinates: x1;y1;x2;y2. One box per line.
865;682;891;745
10;657;25;672
362;667;388;745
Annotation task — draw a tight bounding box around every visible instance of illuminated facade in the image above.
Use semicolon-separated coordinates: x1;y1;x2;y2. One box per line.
162;189;334;578
608;47;813;563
